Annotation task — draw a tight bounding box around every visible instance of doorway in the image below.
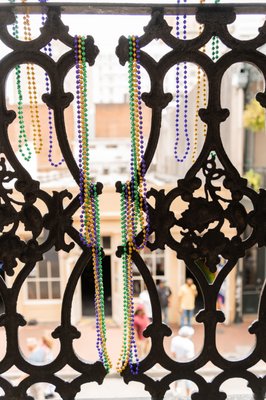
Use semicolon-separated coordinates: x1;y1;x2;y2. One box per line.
243;246;265;314
81;255;112;317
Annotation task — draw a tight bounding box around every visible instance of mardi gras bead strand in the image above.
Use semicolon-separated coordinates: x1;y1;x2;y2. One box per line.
192;0;207;163
39;0;65;167
75;35;111;370
9;0;32;161
74;35;111;372
22;0;43;155
128;35;149;249
75;38;105;364
125;182;139;375
175;0;190;163
207;0;220;163
212;0;220;62
116;166;139;372
93;184;112;370
134;36;149;248
16;64;32;161
128;35;141;244
117;35;151;374
117;183;132;372
116;183;139;374
192;0;220;163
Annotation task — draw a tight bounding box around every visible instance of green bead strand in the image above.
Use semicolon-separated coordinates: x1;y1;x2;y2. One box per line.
94;184;111;371
9;0;32;161
121;184;130;365
117;35;148;373
128;36;144;242
212;0;220;62
77;35;111;372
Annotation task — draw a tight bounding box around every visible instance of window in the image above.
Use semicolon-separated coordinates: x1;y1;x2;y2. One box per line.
133;247;166;296
119;166;127;173
27;249;61;300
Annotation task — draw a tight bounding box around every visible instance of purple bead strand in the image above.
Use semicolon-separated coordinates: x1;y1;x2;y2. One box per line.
174;0;190;162
74;35;87;247
39;0;65;167
91;184;104;364
135;36;150;247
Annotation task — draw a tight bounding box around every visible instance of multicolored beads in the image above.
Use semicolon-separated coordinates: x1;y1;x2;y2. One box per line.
9;0;32;161
22;0;43;155
116;35;149;375
175;0;191;162
74;35;111;372
192;0;207;163
40;0;65;167
117;182;139;374
11;0;42;159
212;0;221;62
128;35;149;249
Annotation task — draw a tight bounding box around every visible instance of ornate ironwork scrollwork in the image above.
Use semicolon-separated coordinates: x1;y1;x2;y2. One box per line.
0;3;264;400
115;5;266;400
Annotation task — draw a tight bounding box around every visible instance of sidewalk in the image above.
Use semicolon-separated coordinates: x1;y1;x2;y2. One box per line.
15;315;263;371
0;316;264;398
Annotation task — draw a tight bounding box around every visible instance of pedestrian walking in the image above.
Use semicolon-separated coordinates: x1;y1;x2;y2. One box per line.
41;334;55;399
26;337;47;400
26;334;55;400
134;305;150;358
139;287;152;321
170;326;195;397
157;279;172;324
178;278;198;327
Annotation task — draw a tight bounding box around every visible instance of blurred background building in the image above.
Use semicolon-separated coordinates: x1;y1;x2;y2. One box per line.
2;10;265;327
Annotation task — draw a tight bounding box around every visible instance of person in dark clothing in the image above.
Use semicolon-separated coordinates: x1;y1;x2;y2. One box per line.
157;279;172;324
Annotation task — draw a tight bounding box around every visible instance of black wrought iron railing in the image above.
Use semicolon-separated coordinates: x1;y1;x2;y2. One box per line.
0;2;265;400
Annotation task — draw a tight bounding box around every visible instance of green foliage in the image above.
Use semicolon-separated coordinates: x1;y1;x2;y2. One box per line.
195;258;216;283
244;169;262;192
243;99;265;132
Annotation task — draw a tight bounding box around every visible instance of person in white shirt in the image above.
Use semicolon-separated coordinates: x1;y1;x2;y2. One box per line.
170;326;195;397
139;288;152;321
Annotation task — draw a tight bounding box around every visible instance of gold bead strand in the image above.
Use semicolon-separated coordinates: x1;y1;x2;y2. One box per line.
202;65;207;141
126;181;140;374
116;182;134;373
131;36;142;238
22;0;43;155
77;37;93;247
132;35;148;250
192;0;207;163
75;35;111;371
